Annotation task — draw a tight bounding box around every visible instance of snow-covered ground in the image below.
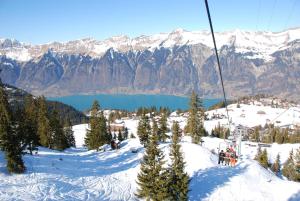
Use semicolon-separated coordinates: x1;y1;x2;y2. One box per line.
205;103;300;132
1;103;300;201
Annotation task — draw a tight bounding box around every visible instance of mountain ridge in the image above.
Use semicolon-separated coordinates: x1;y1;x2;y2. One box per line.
1;27;300;61
0;28;300;101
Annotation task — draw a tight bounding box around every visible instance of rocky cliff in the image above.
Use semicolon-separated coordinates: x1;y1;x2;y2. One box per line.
0;28;300;100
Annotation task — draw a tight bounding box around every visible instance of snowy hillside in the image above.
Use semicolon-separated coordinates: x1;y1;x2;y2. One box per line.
1;27;300;61
204;103;300;132
0;127;299;200
1;103;300;200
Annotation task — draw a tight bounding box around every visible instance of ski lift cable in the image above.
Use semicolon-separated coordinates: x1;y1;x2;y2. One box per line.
270;107;290;124
204;0;231;131
264;107;291;142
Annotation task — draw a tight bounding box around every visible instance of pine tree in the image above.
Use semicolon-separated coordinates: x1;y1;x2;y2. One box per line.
275;128;284;144
271;153;281;175
282;150;299;181
108;112;115;124
0;86;12;150
211;123;228;139
50;111;69;151
0;87;25;173
85;101;109;151
4;123;25;174
107;122;113;142
117;129;124;142
85;100;101;150
64;119;76;147
123;127;129;139
158;112;168;142
211;129;215;137
258;149;269;169
255;147;270;169
253;127;260;142
289;130;300;143
152;118;159;136
282;128;290;143
14;106;36;152
269;127;276;143
137;113;151;147
254;147;262;160
99;111;110;145
136;123;168;200
37;96;51;148
23;95;39;154
293;148;300;181
167;121;190;201
185;91;204;144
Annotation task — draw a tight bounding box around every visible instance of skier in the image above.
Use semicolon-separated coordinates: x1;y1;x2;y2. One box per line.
224;148;230;166
218;150;225;165
230;151;237;167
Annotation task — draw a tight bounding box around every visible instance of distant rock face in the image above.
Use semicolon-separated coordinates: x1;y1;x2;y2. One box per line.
0;29;300;100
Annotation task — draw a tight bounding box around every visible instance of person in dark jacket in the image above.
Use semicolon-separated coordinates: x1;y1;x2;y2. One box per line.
218;150;226;165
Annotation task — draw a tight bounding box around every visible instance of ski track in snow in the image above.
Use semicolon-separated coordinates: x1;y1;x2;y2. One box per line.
0;139;143;201
1;103;300;200
1;136;300;201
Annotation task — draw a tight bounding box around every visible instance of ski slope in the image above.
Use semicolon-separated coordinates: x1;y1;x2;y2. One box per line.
1;105;300;200
204;103;300;132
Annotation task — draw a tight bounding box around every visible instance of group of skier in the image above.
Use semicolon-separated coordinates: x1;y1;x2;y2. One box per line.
218;146;238;167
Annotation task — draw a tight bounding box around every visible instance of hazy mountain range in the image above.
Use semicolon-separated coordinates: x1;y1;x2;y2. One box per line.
0;28;300;100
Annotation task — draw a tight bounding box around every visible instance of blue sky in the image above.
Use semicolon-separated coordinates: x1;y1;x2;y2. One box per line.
0;0;299;44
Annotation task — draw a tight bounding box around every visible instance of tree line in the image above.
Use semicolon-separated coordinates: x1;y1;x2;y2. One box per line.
251;125;300;144
137;91;206;146
86;91;206;153
136;106;171;117
0;86;75;173
136;91;207;200
210;123;229;139
255;147;300;182
137;111;169;146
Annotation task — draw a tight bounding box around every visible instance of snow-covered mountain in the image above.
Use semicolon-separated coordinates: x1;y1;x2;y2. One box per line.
1;28;300;61
1;28;300;99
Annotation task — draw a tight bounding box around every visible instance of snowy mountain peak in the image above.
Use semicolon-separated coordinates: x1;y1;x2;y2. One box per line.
1;27;300;62
0;38;23;49
170;28;187;34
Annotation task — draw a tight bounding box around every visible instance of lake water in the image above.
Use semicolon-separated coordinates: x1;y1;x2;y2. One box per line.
48;94;222;112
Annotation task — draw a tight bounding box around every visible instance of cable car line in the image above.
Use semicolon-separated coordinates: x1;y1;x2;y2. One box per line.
204;0;231;131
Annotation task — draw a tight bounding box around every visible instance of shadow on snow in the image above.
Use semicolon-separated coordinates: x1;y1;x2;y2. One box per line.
288;190;300;201
189;163;248;201
23;141;142;178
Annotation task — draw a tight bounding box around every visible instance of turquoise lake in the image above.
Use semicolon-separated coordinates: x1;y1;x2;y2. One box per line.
48;94;222;112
